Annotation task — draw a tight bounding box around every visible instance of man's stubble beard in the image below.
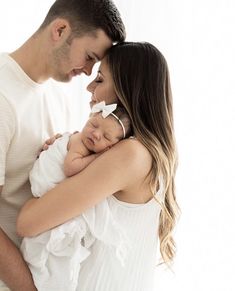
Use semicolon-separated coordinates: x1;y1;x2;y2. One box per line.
51;42;72;82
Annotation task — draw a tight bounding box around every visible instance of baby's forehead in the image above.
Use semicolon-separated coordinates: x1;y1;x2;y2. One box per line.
90;112;115;124
90;113;122;135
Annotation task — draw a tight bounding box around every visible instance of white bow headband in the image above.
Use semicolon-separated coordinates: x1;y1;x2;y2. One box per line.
91;101;126;138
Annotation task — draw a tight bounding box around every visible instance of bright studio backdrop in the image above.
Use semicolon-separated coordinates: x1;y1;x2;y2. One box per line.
1;1;235;291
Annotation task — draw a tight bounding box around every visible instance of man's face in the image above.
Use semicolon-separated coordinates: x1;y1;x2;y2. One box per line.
50;29;112;82
87;57;119;108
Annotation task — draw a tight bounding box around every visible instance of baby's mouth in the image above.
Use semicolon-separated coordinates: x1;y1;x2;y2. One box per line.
87;137;95;145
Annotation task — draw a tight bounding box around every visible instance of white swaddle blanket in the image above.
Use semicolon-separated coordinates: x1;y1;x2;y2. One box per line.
21;133;129;291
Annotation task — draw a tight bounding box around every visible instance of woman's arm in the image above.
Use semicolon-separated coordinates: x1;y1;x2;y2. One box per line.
17;139;150;237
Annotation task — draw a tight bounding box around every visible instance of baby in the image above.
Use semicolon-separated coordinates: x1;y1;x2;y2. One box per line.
21;102;131;291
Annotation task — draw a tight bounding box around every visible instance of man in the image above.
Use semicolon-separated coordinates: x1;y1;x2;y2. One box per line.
0;0;125;289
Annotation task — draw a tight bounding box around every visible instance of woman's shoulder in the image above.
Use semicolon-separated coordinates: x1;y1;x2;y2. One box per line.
116;137;150;155
110;137;152;172
107;138;153;203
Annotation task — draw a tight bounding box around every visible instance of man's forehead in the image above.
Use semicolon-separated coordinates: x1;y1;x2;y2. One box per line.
93;30;112;58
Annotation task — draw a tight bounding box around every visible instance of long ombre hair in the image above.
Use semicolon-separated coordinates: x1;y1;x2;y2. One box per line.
106;42;180;265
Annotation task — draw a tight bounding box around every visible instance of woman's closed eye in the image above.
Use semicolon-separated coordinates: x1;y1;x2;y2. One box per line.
95;77;102;83
94;72;103;83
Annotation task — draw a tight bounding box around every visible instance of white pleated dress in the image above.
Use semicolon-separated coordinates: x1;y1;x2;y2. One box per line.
77;195;161;291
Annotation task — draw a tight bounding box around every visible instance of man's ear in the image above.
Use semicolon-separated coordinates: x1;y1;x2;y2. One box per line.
50;18;71;41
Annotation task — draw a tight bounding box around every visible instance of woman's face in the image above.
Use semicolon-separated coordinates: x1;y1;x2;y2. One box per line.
87;57;119;108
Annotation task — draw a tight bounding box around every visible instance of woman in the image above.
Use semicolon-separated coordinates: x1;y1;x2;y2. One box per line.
17;42;179;291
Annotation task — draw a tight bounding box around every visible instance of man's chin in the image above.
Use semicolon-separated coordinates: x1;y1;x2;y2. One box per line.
54;75;72;83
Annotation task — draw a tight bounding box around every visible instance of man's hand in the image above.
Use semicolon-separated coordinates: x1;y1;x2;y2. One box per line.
42;133;62;151
37;133;62;158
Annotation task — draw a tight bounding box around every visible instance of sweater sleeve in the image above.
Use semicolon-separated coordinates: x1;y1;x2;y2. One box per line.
0;94;15;185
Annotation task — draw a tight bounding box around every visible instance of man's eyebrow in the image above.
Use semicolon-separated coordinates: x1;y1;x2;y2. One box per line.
92;52;100;62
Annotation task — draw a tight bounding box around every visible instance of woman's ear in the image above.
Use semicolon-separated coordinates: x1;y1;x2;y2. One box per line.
50;18;71;42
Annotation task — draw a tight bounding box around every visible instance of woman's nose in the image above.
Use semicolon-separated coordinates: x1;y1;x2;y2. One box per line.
87;80;96;92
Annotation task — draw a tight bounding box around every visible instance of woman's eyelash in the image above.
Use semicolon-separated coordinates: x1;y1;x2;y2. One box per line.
95;79;102;83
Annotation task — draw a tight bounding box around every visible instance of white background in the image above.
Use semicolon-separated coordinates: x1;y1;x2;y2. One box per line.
1;1;235;290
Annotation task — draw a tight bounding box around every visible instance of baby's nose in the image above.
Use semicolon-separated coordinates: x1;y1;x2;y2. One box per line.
92;130;101;140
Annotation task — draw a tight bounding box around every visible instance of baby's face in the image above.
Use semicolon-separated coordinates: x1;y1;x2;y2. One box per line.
81;114;123;152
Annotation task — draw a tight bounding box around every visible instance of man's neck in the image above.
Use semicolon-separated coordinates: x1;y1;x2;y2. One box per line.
10;33;51;84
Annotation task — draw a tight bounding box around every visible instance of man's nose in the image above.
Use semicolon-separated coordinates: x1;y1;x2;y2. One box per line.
83;62;95;76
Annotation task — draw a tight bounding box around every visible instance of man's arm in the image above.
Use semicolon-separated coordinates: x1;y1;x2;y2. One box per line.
0;93;36;289
0;227;37;291
0;187;36;290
